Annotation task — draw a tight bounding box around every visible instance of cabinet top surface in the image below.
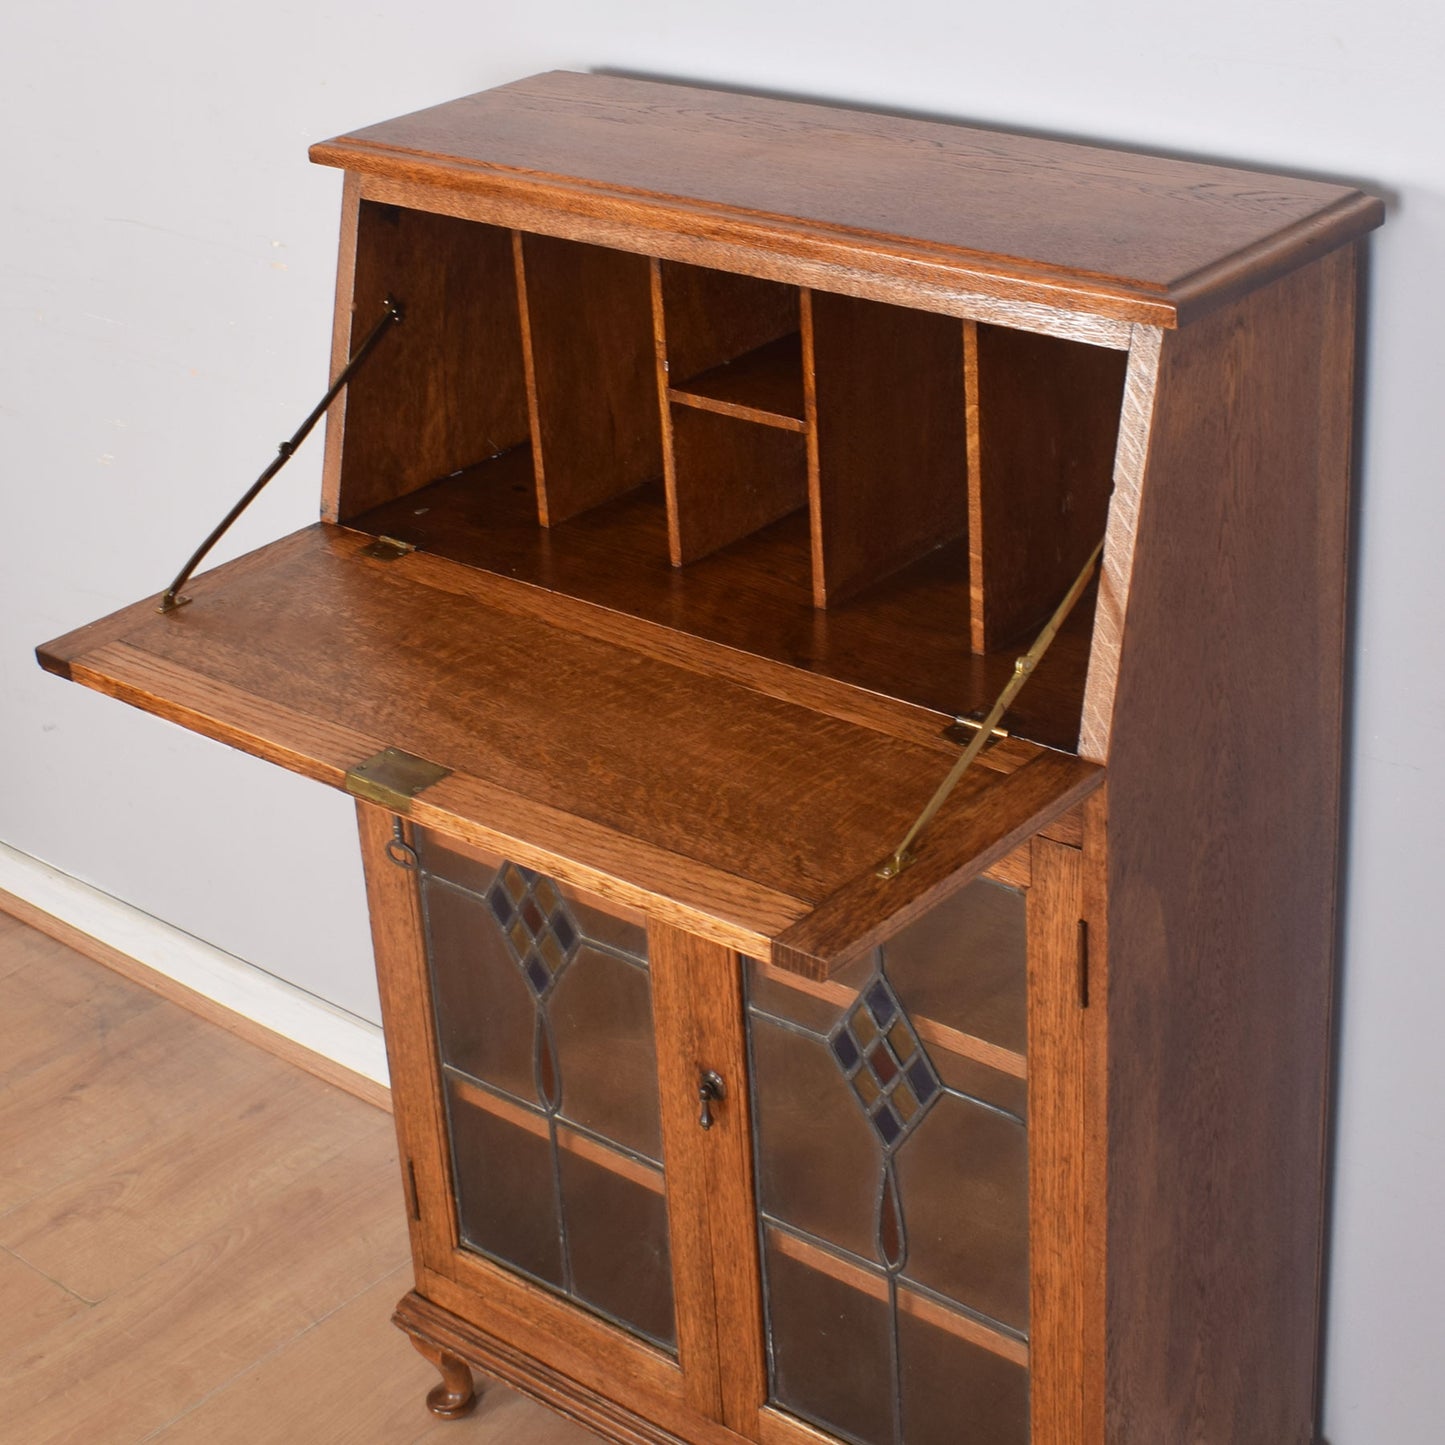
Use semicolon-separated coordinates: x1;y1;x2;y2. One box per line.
311;70;1382;326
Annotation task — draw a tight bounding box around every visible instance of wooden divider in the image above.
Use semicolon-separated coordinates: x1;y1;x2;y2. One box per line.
516;232;663;527
337;202;530;521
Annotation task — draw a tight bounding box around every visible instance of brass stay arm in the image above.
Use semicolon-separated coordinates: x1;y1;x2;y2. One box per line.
157;297;403;612
877;538;1105;880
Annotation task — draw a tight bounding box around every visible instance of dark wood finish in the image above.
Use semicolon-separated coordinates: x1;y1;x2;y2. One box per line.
312;71;1382;327
652;926;768;1436
809;292;969;606
516;231;663;525
1027;837;1087;1445
657;260;798;386
971;327;1129;650
665;405;808;565
337;201;529;520
1099;245;1357;1444
771;750;1101;979
409;1335;479;1418
668;336;806;432
350;460;1097;751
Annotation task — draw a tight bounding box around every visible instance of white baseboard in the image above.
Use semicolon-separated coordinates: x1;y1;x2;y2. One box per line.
0;841;389;1090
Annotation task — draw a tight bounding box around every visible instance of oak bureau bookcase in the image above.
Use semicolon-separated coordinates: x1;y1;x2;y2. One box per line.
38;72;1382;1445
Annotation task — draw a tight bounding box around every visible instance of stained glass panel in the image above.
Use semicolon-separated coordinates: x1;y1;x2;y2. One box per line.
418;829;675;1354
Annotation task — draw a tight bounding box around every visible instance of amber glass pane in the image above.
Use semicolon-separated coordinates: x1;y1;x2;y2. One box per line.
897;1294;1028;1445
895;1091;1029;1331
884;878;1027;1055
751;1014;881;1261
550;944;662;1160
745;952;874;1033
765;1229;893;1445
558;1128;675;1348
417;831;500;898
424;879;537;1102
446;1081;562;1287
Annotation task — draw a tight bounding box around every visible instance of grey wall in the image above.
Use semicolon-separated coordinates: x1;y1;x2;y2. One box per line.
2;3;1440;1439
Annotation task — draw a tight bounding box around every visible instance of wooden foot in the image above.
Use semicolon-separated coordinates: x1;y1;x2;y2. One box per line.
410;1335;478;1419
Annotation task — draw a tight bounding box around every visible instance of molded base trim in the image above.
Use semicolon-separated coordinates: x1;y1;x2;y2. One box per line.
0;841;390;1108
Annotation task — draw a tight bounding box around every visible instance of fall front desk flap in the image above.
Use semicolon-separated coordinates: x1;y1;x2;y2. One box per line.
37;524;1099;978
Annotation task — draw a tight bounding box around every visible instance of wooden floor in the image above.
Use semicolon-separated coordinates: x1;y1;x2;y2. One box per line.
0;907;601;1444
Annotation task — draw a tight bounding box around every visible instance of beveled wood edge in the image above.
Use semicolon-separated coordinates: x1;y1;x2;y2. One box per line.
336;521;1037;767
320;169;362;524
394;1290;731;1445
0;883;392;1112
1078;323;1163;763
336;168;1139;345
771;751;1103;979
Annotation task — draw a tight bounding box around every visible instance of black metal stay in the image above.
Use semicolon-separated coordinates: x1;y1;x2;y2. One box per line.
157;297;404;612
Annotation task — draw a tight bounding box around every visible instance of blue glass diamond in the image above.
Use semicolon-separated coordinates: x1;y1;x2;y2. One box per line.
872;1103;902;1145
525;958;551;996
831;1028;860;1072
487;888;514;925
866;980;896;1027
552;911;577;953
906;1057;939;1105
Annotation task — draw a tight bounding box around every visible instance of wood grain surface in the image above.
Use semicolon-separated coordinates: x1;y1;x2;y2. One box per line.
312;72;1382;326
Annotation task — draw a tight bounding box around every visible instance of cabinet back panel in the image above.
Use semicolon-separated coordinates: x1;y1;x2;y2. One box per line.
338;202;529;520
666;406;809;566
657;261;799;385
810;293;969;607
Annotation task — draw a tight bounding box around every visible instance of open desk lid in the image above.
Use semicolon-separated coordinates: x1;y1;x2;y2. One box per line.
38;525;1100;979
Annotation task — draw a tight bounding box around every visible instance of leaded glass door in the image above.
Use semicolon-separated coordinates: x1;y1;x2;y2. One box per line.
743;837;1088;1445
412;827;678;1349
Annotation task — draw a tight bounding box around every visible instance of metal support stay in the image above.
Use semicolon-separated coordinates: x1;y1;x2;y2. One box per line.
877;538;1105;880
156;297;404;613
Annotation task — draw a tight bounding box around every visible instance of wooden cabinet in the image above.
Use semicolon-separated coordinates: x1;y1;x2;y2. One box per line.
38;72;1382;1445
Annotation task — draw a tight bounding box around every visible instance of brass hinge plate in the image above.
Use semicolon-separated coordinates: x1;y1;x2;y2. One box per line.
344;747;451;812
359;535;417;561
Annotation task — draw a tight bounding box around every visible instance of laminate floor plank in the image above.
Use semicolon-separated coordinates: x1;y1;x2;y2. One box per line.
0;911;604;1443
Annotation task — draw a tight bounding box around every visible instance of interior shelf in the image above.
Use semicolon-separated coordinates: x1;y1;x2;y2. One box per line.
667;333;806;431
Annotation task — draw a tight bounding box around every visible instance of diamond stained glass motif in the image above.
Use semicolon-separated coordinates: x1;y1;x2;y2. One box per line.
829;975;940;1149
486;861;582;997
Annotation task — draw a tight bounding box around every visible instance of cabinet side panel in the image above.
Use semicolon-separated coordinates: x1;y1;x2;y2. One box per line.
1102;245;1356;1443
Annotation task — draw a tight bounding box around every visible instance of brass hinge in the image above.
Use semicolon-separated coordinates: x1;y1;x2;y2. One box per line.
359;535;416;561
1078;919;1090;1009
344;746;451;813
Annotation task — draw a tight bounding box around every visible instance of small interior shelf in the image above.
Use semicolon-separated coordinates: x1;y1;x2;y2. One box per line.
667;333;806;431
